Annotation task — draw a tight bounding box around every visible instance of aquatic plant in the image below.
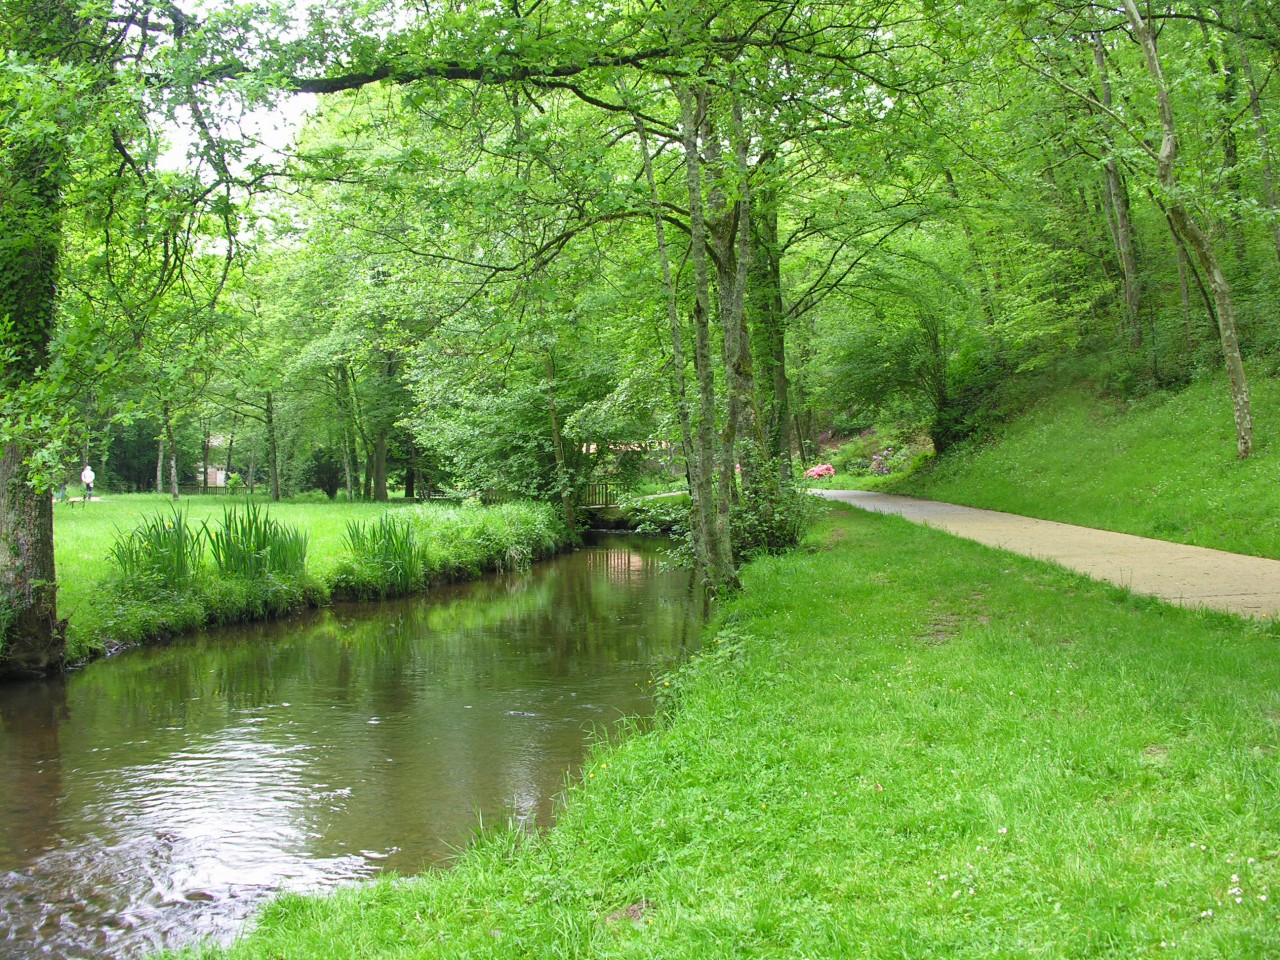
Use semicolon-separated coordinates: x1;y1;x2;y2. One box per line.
107;507;205;594
205;503;309;580
333;514;425;599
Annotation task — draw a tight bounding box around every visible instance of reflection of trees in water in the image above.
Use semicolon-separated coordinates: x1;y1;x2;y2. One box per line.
0;535;701;877
0;676;69;864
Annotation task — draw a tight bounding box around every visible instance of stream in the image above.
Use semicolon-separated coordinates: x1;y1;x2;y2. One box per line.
0;533;700;959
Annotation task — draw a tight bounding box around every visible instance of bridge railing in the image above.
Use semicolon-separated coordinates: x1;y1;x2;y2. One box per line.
580;482;619;508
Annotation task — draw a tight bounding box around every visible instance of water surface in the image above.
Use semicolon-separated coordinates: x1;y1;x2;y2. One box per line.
0;534;699;959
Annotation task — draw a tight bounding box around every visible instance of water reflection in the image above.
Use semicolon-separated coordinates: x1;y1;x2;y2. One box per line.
0;534;699;959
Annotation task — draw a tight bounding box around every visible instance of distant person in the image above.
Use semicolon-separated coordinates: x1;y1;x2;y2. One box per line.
56;481;67;502
80;464;95;501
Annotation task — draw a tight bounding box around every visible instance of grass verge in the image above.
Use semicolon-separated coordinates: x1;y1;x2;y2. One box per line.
178;503;1279;959
56;496;566;661
880;374;1280;559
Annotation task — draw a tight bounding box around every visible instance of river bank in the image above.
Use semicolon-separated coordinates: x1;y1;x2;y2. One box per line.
182;500;1279;959
46;497;569;665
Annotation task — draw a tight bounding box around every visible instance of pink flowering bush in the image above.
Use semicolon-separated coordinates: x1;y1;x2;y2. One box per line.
803;463;836;480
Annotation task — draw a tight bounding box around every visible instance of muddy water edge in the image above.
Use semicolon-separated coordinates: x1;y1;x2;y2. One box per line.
0;533;701;959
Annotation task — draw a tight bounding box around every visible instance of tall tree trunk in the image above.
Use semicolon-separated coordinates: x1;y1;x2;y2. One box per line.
748;182;791;473
0;0;77;677
201;425;210;495
623;85;708;583
163;403;179;501
1125;1;1252;457
707;97;767;515
336;364;357;501
155;437;165;494
0;447;61;678
265;391;281;501
677;85;736;592
372;431;388;502
404;440;416;500
1093;34;1143;347
543;355;576;532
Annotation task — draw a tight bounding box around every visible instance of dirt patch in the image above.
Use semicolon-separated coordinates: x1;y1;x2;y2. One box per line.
917;595;991;645
607;900;652;924
920;614;960;645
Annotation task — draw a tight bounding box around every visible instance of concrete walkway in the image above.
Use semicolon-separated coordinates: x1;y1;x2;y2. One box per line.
814;490;1280;619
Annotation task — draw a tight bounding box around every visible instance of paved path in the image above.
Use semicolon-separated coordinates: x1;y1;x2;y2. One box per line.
814;490;1280;618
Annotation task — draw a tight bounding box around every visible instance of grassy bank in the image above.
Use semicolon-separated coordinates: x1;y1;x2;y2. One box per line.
181;503;1279;959
53;495;566;661
875;374;1280;560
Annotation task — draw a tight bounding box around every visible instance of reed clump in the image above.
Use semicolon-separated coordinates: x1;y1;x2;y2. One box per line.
330;515;425;600
95;500;566;650
101;505;324;643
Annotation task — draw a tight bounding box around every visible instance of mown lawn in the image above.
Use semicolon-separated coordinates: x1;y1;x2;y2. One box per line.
180;503;1279;959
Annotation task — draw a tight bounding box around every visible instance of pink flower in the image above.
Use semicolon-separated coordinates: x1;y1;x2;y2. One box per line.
803;464;835;479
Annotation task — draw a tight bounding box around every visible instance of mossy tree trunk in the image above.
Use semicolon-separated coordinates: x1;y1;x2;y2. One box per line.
0;0;80;677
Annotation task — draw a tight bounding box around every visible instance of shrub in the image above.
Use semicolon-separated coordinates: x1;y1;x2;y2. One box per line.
731;467;817;562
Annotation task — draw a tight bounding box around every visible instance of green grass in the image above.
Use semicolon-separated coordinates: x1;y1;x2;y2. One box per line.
814;373;1280;560
54;494;565;661
176;503;1280;959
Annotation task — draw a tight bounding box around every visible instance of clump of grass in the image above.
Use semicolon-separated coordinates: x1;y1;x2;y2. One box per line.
330;515;425;600
106;508;204;596
411;501;565;579
206;503;309;580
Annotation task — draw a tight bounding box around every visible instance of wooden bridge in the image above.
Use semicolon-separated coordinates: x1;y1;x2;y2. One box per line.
579;482;620;508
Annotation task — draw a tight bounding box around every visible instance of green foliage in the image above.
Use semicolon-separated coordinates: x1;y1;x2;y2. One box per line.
409;501;566;580
106;508;204;595
331;515;424;600
206;503;309;581
730;466;818;562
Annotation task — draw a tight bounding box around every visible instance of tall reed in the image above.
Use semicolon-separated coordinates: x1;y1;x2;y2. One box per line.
107;508;204;594
205;503;308;580
333;515;424;599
